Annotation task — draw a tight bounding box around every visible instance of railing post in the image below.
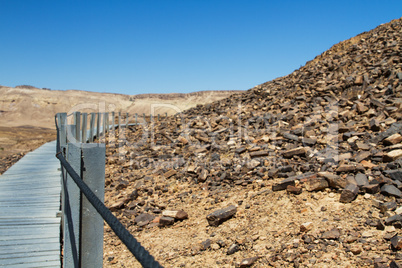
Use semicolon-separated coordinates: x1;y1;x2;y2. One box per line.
58;113;68;150
125;112;129;129
143;113;146;123
63;143;82;267
89;113;96;143
135;113;138;125
105;112;109;134
96;113;101;140
80;144;105;267
111;111;115;130
118;112;121;133
102;113;106;138
82;113;88;143
74;112;81;143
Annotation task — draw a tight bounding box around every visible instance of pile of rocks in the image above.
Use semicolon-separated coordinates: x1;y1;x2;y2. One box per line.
103;18;402;267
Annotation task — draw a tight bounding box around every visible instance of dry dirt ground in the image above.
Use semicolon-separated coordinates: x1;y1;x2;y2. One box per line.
0;126;56;175
101;130;399;268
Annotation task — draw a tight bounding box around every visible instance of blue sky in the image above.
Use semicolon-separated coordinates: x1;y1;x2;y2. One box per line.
0;1;401;95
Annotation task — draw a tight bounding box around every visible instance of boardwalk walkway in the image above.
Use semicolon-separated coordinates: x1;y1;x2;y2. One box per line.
0;141;61;267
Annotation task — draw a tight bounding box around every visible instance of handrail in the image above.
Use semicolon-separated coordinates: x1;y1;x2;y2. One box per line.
55;114;163;268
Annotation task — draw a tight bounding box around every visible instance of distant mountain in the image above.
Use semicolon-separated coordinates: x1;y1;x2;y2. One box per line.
0;85;241;128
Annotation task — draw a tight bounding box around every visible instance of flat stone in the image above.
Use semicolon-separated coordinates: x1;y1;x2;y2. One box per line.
381;184;402;198
385;214;402;225
206;205;237;227
391;236;402;250
340;183;359;203
336;163;364;173
272;177;296;191
283;132;299;142
235;147;247;154
384;150;402;162
240;256;259;268
304;177;329;191
249;150;269;158
355;151;371;163
163;169;177;179
384;133;402;145
372;122;402;143
286;185;302;195
383;170;402;181
355;173;369;187
135;213;155;225
318;172;347;189
362;184;380;194
282;147;306;158
162;210;188;220
159;216;175;227
321;228;341;240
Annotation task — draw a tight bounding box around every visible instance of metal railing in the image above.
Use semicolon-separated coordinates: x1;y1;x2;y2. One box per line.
55;112;162;268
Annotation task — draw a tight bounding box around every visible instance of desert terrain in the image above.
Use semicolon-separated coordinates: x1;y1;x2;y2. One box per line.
1;15;402;268
101;17;402;267
0;87;238;174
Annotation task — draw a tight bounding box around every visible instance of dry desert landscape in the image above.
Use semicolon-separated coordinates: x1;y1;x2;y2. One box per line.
1;17;402;268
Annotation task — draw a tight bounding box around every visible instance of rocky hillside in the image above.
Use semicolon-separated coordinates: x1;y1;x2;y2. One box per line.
102;18;402;267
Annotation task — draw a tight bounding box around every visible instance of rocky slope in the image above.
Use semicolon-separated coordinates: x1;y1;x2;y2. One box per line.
102;18;402;267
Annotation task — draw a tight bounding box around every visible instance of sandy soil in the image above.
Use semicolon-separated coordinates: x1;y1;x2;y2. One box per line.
0;126;56;174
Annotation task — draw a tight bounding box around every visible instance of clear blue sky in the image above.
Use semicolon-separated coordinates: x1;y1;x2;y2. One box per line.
0;1;401;95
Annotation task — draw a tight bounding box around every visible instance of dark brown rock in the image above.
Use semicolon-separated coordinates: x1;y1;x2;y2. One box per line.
272;177;296;191
135;213;155;225
304;177;329;191
340;183;359;203
318;172;347;189
286;185;302;195
159;216;175;226
391;236;402;250
249;150;269;158
206;205;237;227
282;147;306;158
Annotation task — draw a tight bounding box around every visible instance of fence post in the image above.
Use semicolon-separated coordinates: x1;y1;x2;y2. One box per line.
96;113;101;140
89;113;95;142
74;112;81;143
82;113;87;142
118;112;121;133
125;112;129;129
111;112;115;130
102;113;106;138
135;113;138;125
63;143;82;267
105;112;109;133
58;113;68;150
80;144;105;267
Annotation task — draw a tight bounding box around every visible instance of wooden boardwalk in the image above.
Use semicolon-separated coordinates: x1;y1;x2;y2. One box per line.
0;141;61;267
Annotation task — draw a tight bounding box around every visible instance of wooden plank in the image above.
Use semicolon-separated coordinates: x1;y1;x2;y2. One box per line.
0;140;61;267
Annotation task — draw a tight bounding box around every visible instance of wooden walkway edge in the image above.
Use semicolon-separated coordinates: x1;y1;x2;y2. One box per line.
0;140;61;267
